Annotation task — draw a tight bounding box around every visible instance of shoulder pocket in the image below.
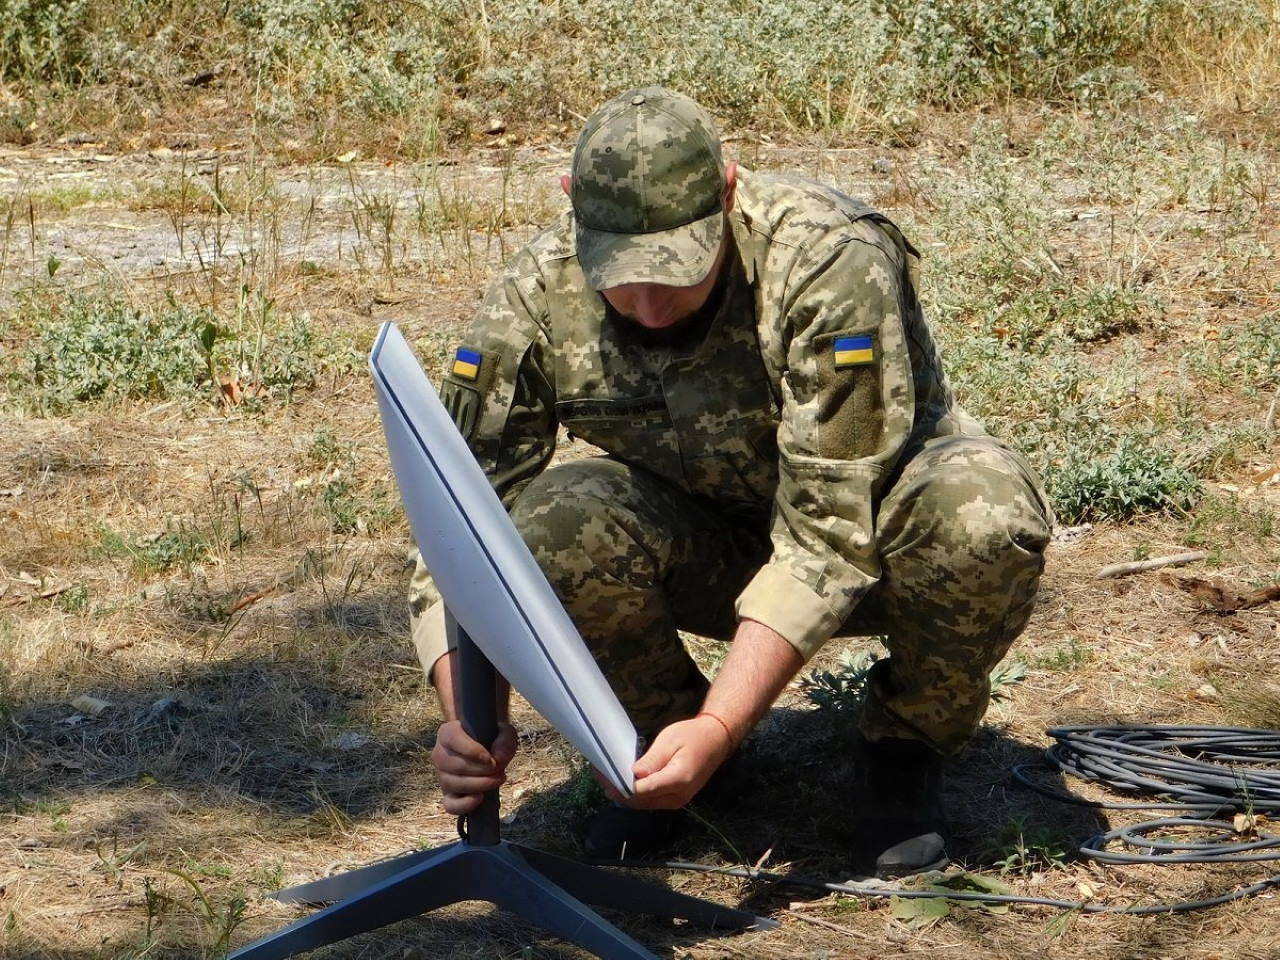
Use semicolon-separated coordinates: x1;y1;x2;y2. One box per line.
440;345;500;439
812;329;882;459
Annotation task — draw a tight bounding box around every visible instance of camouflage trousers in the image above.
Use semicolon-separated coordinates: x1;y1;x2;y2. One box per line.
410;434;1051;752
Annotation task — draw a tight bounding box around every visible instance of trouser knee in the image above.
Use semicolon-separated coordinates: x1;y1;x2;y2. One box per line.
859;436;1052;751
509;459;665;610
508;459;708;737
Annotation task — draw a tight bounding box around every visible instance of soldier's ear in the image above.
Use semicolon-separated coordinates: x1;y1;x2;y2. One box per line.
723;162;738;214
560;174;572;197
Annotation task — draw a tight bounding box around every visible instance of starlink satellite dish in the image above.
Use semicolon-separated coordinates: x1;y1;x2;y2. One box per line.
369;322;637;796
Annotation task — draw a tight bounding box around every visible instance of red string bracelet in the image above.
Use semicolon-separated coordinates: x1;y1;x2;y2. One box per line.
696;710;735;751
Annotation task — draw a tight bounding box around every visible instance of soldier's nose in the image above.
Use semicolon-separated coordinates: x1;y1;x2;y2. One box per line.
632;286;673;327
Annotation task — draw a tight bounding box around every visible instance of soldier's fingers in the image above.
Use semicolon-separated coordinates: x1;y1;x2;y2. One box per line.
437;722;495;765
431;742;498;778
633;739;679;780
439;772;506;796
442;791;484;815
630;764;689;800
490;723;519;766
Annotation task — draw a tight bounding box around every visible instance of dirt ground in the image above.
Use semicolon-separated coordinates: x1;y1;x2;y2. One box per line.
2;104;1280;960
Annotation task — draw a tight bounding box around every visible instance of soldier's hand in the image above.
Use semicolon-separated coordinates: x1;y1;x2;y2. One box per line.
431;720;518;815
619;715;735;810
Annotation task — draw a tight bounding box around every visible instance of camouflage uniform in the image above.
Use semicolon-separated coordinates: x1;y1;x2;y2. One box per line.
410;95;1051;753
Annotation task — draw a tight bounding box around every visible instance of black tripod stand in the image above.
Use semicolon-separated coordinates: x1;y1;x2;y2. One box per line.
229;613;772;959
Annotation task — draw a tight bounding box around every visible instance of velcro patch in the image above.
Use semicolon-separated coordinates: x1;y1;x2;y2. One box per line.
451;346;482;380
833;335;875;367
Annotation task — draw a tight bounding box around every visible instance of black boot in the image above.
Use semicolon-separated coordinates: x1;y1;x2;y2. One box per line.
582;804;687;860
853;733;949;878
581;747;742;860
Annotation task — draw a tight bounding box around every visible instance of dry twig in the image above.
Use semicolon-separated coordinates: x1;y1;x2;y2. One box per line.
1095;551;1207;579
784;907;875;942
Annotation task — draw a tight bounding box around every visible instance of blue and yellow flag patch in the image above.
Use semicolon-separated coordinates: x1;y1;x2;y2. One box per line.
452;347;482;380
833;335;875;368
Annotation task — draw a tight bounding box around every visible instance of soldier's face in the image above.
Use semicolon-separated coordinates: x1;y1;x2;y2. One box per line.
598;236;728;332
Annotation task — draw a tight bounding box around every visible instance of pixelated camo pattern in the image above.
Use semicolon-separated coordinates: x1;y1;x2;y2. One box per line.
408;169;1051;746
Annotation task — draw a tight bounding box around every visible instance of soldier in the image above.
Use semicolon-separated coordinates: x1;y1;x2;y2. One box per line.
413;87;1052;877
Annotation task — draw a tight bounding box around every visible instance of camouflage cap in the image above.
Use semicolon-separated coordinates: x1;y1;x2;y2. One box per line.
570;87;726;290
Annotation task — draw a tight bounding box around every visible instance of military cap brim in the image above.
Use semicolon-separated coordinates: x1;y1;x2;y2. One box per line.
576;206;724;291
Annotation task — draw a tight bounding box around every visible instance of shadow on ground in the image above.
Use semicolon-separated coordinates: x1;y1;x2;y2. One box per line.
4;620;1110;959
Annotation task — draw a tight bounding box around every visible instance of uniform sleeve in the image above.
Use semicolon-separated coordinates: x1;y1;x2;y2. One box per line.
410;245;558;673
735;233;916;661
438;246;558;505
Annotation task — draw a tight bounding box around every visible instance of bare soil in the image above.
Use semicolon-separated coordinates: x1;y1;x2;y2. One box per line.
2;109;1279;960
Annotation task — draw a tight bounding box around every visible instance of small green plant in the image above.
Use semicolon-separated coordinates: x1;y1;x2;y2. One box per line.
988;659;1027;701
1046;433;1201;524
306;428;347;469
181;858;234;879
99;525;209;574
556;753;605;818
16;796;71;832
801;647;881;716
803;649;1027;713
55;584;89;613
989;820;1071;875
321;476;360;535
1035;636;1092;671
140;875;171;942
316;475;398;537
7;287;349;414
13;291;217;412
93;837;147;889
890;870;1012;926
161;867;249;955
1185;494;1279;555
249;860;286;892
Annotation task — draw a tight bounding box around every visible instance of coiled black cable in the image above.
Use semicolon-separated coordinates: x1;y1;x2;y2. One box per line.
1014;725;1280;866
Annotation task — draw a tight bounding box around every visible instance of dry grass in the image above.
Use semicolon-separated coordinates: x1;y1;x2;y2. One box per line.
2;22;1280;958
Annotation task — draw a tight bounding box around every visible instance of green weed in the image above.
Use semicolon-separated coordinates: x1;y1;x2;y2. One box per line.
0;0;97;84
803;648;1026;715
181;858;234;879
1046;432;1201;524
988;819;1072;875
801;647;882;717
160;867;249;955
248;860;286;892
1191;311;1280;395
15;796;71;834
305;428;347;469
1185;493;1280;555
556;755;606;818
1034;636;1092;671
320;477;360;535
3;0;1248;145
25;182;122;214
5;287;351;413
317;476;399;537
93;837;148;889
11;290;218;411
55;585;89;613
99;525;209;574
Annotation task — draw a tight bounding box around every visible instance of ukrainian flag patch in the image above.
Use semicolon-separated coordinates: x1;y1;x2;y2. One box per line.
452;347;482;380
833;335;875;368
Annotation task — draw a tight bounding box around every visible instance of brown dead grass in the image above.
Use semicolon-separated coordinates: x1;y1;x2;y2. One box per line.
1;89;1279;960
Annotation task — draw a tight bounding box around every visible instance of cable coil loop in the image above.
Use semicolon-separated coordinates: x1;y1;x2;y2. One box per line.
1016;725;1280;866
